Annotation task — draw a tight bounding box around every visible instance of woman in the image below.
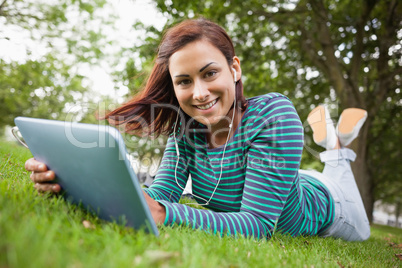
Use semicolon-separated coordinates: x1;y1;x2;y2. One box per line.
25;18;370;241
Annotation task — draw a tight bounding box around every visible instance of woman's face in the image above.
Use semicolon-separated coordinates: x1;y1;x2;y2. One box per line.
169;39;241;130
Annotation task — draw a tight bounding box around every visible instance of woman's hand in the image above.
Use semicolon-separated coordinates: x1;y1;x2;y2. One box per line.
143;191;166;225
25;158;61;193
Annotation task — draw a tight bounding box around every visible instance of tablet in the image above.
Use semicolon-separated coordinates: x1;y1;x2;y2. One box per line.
14;116;159;236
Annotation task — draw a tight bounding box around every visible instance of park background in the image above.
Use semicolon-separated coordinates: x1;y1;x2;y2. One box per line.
0;0;401;239
1;0;401;226
1;0;402;267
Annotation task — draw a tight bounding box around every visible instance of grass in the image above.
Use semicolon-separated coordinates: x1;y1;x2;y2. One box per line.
1;140;401;267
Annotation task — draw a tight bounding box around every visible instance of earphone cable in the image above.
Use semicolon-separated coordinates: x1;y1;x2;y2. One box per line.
173;80;237;206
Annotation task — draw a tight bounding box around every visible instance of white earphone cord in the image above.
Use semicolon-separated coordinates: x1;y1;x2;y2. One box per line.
173;77;237;206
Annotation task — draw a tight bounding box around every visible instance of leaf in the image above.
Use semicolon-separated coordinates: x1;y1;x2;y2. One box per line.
395;254;402;261
388;242;402;249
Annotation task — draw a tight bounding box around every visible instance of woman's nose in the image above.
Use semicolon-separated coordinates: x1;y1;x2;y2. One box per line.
193;80;210;102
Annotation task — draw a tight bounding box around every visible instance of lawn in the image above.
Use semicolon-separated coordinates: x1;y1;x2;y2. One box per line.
1;140;401;267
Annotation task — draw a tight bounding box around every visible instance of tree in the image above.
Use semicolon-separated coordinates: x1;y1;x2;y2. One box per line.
0;0;116;131
126;0;401;221
0;56;86;126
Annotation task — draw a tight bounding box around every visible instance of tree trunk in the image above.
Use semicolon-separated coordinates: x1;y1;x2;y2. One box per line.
350;119;374;222
395;200;401;228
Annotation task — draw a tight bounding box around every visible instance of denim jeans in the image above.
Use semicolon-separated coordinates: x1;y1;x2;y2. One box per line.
299;148;370;241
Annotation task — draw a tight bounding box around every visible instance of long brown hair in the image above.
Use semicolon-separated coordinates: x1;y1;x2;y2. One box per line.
106;18;247;136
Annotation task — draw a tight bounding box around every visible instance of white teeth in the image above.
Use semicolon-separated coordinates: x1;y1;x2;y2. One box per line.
196;99;217;110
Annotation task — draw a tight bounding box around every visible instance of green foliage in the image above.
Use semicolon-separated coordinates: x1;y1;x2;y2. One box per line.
0;56;86;126
1;140;402;267
0;0;112;64
122;132;167;177
112;22;162;97
0;0;117;130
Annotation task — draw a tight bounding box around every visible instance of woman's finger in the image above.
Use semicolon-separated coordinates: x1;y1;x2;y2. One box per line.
25;158;48;172
34;183;61;193
30;170;55;183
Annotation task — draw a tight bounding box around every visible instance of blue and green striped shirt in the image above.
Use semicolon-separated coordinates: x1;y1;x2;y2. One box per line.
145;93;334;239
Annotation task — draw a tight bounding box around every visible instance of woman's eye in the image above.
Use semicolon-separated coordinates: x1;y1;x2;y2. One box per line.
205;71;217;78
178;79;191;86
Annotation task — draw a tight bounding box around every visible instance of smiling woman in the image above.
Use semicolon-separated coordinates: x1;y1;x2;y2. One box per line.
24;18;371;242
169;40;241;144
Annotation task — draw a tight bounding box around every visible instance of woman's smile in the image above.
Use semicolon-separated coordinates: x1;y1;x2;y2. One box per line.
194;98;218;110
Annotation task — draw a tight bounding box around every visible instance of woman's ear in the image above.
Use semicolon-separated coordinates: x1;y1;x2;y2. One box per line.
232;56;241;82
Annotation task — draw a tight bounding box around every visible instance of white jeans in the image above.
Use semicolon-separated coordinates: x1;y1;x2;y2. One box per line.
299;148;370;241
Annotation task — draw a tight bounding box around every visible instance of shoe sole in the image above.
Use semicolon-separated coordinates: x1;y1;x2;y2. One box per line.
338;108;367;134
307;106;327;143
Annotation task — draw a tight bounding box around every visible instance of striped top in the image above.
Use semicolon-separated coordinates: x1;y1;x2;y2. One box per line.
144;93;334;239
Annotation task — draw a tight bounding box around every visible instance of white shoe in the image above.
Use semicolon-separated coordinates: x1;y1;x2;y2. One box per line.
336;108;367;147
307;105;338;150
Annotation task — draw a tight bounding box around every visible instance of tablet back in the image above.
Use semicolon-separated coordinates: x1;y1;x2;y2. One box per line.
14;117;158;236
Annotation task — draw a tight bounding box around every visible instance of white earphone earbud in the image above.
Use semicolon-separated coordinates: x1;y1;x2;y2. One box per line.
232;68;237;82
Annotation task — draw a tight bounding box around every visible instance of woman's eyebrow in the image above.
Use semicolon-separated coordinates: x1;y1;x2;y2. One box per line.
174;62;216;77
199;62;215;72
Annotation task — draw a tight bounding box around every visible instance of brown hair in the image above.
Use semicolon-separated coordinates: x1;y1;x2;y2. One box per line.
105;18;247;136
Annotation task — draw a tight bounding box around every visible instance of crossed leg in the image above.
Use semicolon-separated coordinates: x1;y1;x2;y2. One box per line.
304;106;370;241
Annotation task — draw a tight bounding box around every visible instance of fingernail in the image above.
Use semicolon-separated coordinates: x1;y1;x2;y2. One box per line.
39;164;45;169
52;185;58;192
